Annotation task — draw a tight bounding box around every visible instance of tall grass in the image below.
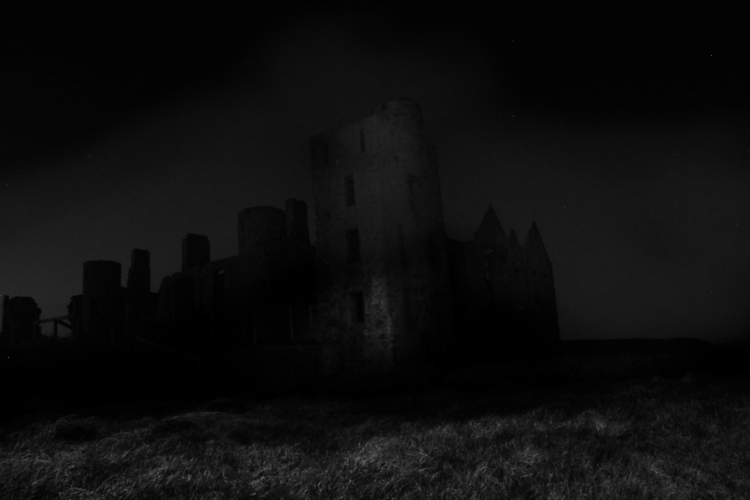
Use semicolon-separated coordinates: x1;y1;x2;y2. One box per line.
1;371;748;499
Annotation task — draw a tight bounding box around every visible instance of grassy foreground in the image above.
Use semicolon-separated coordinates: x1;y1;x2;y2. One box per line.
1;372;749;499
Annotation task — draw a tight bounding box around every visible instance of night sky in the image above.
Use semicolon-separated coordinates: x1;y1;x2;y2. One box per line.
2;3;748;343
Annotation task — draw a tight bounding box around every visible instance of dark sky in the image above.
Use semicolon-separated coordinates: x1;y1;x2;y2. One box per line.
2;2;748;342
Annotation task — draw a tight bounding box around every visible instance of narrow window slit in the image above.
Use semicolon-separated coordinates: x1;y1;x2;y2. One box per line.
347;229;361;263
345;176;355;206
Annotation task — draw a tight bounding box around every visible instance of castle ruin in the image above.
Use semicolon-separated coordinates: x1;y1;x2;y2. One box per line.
51;99;559;387
310;99;454;375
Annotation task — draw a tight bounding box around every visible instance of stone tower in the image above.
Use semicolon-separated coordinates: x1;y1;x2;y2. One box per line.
311;99;454;375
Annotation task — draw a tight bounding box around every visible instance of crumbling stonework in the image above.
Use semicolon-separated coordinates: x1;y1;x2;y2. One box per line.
126;249;153;341
81;260;125;347
182;234;210;272
311;99;455;375
63;98;559;389
152;199;318;351
66;295;82;337
67;252;159;345
447;206;559;360
156;272;198;345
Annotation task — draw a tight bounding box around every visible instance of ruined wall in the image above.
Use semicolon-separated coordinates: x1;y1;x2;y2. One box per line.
126;249;151;339
177;235;213;346
162;235;242;348
236;200;316;346
448;207;560;360
82;260;125;346
236;207;290;346
156;271;199;346
0;296;41;343
207;256;241;345
127;249;151;295
311;99;454;375
238;207;286;256
182;234;210;272
50;99;561;392
163;199;316;351
67;295;83;339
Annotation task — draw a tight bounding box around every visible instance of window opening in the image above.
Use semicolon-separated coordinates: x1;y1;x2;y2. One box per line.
345;175;355;206
347;229;361;263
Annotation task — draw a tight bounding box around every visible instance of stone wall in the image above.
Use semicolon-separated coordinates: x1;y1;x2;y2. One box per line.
82;260;125;347
1;296;41;343
66;295;83;339
149;199;316;351
447;207;560;362
182;234;210;272
126;249;152;339
60;99;560;392
311;99;455;375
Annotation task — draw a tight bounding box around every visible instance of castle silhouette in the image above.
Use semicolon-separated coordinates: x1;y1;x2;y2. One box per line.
3;99;559;385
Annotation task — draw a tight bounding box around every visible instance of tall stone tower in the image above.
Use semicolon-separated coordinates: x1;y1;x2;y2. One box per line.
311;99;454;375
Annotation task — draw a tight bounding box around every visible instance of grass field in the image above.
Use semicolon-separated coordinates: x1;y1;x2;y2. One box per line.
2;368;749;499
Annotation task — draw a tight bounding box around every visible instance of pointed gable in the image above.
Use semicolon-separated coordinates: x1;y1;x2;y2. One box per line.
506;228;526;270
524;221;552;271
508;228;519;247
507;228;521;256
476;205;506;239
473;205;507;257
